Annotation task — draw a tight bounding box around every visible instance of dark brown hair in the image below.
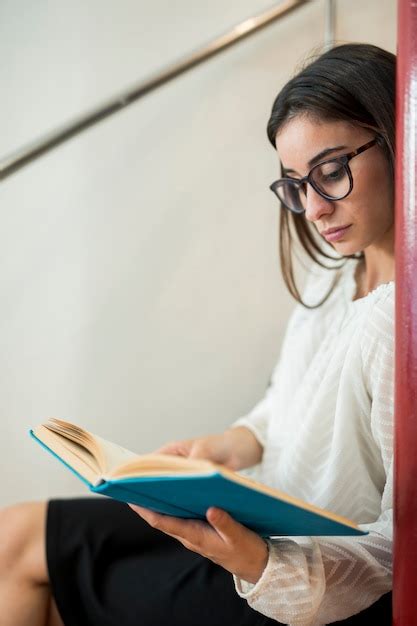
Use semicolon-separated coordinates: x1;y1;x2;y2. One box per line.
267;43;395;308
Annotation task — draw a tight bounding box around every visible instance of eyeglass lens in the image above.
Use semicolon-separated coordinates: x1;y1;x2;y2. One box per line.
277;159;351;213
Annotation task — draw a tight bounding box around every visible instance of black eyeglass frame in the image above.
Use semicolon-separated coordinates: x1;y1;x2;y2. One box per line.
269;137;379;214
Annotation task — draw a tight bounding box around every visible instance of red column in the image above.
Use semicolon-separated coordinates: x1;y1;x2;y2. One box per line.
394;1;417;624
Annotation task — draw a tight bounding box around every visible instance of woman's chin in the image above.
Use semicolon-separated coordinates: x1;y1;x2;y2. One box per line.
324;239;358;256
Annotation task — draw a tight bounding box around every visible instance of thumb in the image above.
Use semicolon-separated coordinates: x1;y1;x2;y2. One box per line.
206;507;239;541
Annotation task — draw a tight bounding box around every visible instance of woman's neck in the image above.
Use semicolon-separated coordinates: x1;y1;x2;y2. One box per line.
353;254;395;300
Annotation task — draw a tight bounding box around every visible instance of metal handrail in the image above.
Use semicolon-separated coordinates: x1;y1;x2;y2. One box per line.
324;0;336;51
0;0;308;182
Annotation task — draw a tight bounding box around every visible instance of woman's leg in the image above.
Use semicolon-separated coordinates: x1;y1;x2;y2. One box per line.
0;501;63;626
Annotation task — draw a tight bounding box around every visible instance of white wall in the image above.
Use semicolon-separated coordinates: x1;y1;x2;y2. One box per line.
0;0;396;505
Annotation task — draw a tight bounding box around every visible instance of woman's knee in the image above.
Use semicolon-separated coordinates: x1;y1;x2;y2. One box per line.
0;501;49;584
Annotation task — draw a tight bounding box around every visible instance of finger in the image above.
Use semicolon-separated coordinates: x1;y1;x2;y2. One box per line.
154;444;185;455
129;504;206;541
154;440;192;456
128;504;153;517
206;507;242;543
128;505;170;528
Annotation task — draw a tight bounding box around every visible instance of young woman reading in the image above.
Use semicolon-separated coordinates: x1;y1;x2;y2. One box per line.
0;42;395;626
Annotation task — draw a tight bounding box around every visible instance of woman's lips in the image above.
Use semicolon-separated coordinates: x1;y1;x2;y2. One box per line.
323;224;352;242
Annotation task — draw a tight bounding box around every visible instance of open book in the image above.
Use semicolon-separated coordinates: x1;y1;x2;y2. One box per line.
30;418;367;538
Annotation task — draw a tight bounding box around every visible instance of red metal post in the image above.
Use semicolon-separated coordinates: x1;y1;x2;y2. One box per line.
394;1;417;624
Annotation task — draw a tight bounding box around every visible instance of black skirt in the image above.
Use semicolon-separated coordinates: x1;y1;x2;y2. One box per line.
46;497;392;626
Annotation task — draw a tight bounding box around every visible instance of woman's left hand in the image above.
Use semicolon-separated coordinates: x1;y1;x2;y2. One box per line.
128;504;269;584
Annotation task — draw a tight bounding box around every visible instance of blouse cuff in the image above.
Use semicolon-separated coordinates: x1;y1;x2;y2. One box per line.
233;538;292;599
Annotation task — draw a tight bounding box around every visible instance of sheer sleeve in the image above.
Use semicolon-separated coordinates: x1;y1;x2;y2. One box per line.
229;295;309;448
230;356;283;448
233;289;394;626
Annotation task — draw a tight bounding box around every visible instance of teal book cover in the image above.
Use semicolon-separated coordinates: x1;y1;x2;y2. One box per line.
30;419;368;538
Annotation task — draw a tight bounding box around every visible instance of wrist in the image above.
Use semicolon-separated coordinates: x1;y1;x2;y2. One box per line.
238;537;269;585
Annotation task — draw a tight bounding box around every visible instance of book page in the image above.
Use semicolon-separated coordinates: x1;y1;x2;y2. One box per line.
107;453;217;479
94;434;141;473
39;418;214;477
42;418;139;474
33;425;100;485
36;418;228;482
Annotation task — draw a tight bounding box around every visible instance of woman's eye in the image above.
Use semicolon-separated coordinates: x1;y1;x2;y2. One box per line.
325;168;344;180
318;163;345;182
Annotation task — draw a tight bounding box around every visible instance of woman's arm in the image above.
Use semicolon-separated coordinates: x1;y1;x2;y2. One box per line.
233;292;395;625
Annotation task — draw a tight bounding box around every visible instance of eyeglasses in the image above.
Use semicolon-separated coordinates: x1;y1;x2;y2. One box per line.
269;138;379;215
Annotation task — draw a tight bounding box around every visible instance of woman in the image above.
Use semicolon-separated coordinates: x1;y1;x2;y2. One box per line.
0;42;394;625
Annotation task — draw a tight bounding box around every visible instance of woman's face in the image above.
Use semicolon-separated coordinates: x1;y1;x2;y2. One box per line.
274;115;394;256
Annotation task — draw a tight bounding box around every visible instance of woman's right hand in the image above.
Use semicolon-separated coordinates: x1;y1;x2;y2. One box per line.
155;426;263;471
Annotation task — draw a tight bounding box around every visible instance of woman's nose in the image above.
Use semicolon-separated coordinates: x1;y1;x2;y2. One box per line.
304;184;335;223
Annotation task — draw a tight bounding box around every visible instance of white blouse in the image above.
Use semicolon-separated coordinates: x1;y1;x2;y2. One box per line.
232;257;394;626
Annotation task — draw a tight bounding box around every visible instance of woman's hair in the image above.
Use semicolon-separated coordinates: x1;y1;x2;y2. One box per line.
267;43;396;308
